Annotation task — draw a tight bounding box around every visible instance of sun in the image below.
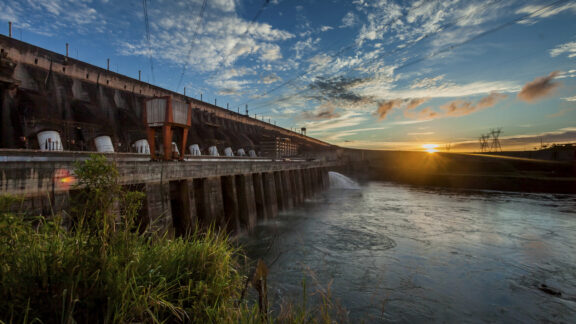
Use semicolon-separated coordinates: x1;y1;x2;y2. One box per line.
422;144;438;153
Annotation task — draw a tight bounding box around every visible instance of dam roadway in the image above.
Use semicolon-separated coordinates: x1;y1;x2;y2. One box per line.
0;150;340;235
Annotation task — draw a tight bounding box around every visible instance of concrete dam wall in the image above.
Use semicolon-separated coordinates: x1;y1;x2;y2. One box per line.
0;35;332;156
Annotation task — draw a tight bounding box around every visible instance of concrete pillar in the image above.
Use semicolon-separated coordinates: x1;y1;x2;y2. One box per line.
194;177;225;229
309;168;317;194
321;167;330;189
221;175;241;233
144;182;173;235
293;169;305;204
169;180;197;236
281;170;295;208
273;171;285;211
303;168;312;198
262;172;278;218
236;174;257;231
252;173;268;221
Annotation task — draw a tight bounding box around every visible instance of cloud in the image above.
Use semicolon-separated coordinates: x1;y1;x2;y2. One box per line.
404;107;442;121
320;25;333;32
407;132;435;136
375;99;403;120
516;2;576;25
563;95;576;102
517;72;562;102
119;4;294;73
260;73;281;84
0;0;104;35
410;75;445;89
439;92;507;117
305;112;367;133
400;92;506;121
300;106;341;121
406;98;429;110
340;12;357;28
308;76;374;109
550;41;576;59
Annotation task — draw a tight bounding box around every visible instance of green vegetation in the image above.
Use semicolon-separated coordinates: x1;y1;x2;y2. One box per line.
0;154;346;323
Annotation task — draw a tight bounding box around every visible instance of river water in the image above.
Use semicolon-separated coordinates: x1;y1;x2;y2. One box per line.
240;174;576;323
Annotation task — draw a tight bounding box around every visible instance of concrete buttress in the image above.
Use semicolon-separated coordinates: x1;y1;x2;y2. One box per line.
236;174;257;231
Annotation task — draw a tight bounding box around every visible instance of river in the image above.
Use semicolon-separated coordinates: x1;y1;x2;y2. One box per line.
239;173;576;323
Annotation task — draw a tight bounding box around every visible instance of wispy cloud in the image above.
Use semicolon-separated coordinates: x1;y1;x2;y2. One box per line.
305;112;367;133
517;72;562;103
516;2;576;25
550;40;576;59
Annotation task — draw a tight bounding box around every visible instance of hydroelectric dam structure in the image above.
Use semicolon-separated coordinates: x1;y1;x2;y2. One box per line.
0;35;344;234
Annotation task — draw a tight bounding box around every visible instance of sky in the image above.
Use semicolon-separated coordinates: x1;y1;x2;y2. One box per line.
1;0;575;152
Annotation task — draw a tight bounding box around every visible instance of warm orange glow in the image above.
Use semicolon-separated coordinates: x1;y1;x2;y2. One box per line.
60;176;76;184
422;143;438;153
53;169;76;189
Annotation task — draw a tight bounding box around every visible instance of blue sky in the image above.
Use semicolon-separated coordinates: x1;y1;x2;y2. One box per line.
1;0;575;151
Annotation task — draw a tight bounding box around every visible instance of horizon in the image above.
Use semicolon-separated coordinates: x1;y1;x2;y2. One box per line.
2;0;575;153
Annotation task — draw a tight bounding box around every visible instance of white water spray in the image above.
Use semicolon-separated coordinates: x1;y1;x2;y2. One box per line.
329;172;360;189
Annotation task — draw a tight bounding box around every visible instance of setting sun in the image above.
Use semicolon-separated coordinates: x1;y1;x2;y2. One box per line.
422;144;439;153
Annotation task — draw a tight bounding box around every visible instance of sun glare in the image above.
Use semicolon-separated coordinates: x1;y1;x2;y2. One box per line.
422;144;438;153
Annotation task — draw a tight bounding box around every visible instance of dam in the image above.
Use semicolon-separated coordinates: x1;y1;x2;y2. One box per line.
0;34;342;234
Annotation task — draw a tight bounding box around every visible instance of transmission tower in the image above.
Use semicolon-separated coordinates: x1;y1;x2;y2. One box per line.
489;128;502;152
479;134;489;152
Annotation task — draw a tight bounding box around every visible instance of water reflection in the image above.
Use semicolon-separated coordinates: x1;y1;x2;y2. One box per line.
240;182;576;323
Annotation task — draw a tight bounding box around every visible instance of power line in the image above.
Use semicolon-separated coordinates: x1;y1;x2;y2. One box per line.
142;0;155;84
175;0;209;91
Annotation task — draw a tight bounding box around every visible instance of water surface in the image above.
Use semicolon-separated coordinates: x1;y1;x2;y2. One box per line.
240;180;576;323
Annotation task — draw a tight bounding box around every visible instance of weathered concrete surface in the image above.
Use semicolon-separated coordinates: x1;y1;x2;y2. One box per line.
252;173;268;221
194;177;225;229
144;182;173;235
221;175;240;233
262;172;278;219
236;174;257;231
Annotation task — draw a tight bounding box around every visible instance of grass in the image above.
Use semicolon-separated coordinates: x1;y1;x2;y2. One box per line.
0;154;347;323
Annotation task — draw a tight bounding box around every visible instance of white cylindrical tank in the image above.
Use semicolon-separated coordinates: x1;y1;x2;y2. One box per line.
37;130;63;151
249;149;257;158
237;148;246;156
133;139;150;154
94;136;114;153
224;147;234;157
208;146;219;156
189;144;201;156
